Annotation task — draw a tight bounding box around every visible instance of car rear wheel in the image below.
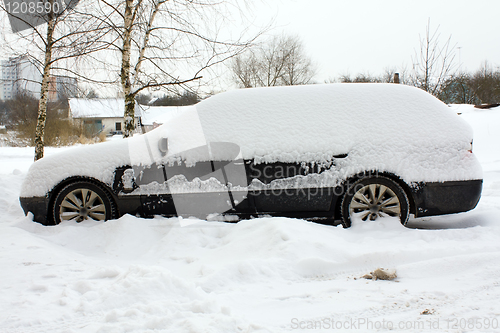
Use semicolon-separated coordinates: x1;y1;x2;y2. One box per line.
53;181;116;224
341;176;409;228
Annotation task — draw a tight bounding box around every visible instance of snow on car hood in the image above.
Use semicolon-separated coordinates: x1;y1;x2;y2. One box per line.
20;139;131;198
21;84;482;198
20;105;205;198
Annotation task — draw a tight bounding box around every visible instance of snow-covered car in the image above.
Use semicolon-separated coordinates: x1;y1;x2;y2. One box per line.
20;84;483;227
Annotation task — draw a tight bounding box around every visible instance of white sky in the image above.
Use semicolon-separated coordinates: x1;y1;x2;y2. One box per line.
252;0;500;82
2;0;499;93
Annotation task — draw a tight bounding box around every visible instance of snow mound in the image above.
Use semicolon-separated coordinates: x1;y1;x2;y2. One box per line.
458;104;500;164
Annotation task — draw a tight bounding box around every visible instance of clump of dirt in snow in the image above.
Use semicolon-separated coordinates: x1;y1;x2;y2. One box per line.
362;268;397;281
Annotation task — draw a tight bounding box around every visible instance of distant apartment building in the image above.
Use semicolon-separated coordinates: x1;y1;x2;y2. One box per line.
1;56;78;101
0;55;42;100
0;60;16;100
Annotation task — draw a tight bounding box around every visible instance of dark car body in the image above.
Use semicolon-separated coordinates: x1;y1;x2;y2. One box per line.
20;148;482;225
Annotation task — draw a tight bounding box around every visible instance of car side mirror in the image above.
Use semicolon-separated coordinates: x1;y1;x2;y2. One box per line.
158;137;168;156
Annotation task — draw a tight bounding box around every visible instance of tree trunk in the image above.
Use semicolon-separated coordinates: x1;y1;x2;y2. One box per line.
34;10;55;161
121;0;134;138
124;93;135;137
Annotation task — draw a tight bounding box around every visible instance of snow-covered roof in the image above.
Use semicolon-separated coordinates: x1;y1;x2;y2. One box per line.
69;98;141;119
140;105;191;126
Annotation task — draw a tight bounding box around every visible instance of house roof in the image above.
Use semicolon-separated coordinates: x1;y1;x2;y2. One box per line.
69;98;141;119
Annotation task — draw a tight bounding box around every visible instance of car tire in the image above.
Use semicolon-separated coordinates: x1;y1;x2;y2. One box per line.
341;176;409;228
52;181;116;224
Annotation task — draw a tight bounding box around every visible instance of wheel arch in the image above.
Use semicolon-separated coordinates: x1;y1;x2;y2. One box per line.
333;171;417;220
47;176;119;225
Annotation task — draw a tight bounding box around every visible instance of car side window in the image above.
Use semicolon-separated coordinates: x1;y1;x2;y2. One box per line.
246;160;335;184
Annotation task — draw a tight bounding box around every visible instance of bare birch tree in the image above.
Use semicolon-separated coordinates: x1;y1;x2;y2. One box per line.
1;0;112;160
93;0;258;137
231;34;316;88
409;19;457;97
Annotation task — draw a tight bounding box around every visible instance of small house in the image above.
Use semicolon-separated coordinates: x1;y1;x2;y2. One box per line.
68;98;142;136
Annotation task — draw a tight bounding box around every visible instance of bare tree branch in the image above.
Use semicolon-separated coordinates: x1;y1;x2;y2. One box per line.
409;19;457;96
230;34;316;88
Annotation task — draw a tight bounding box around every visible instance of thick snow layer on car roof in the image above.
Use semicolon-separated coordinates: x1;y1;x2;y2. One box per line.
193;83;482;182
140;105;189;126
196;84;466;159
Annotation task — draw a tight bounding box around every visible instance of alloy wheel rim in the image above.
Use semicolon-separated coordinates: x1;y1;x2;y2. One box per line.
59;188;106;222
349;183;401;221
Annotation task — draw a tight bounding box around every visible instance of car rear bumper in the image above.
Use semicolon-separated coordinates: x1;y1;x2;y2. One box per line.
412;179;482;217
19;196;51;225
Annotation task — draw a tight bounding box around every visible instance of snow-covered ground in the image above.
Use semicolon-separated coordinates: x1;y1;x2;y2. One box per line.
1;105;500;333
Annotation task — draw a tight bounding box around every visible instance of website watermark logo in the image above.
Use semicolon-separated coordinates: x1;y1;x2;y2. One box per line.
290;316;499;331
3;0;79;32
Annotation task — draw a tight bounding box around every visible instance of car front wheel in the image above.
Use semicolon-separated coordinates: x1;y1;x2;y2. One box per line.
341;176;409;228
52;181;116;224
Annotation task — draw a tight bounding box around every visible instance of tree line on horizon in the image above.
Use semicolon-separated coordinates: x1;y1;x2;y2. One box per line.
229;24;500;106
330;64;500;106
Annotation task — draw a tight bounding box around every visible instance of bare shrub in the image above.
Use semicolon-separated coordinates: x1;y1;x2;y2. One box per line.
7;93;97;146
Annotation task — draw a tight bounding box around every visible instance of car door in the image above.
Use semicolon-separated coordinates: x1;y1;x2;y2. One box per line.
246;159;336;214
164;142;253;219
133;162;176;216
